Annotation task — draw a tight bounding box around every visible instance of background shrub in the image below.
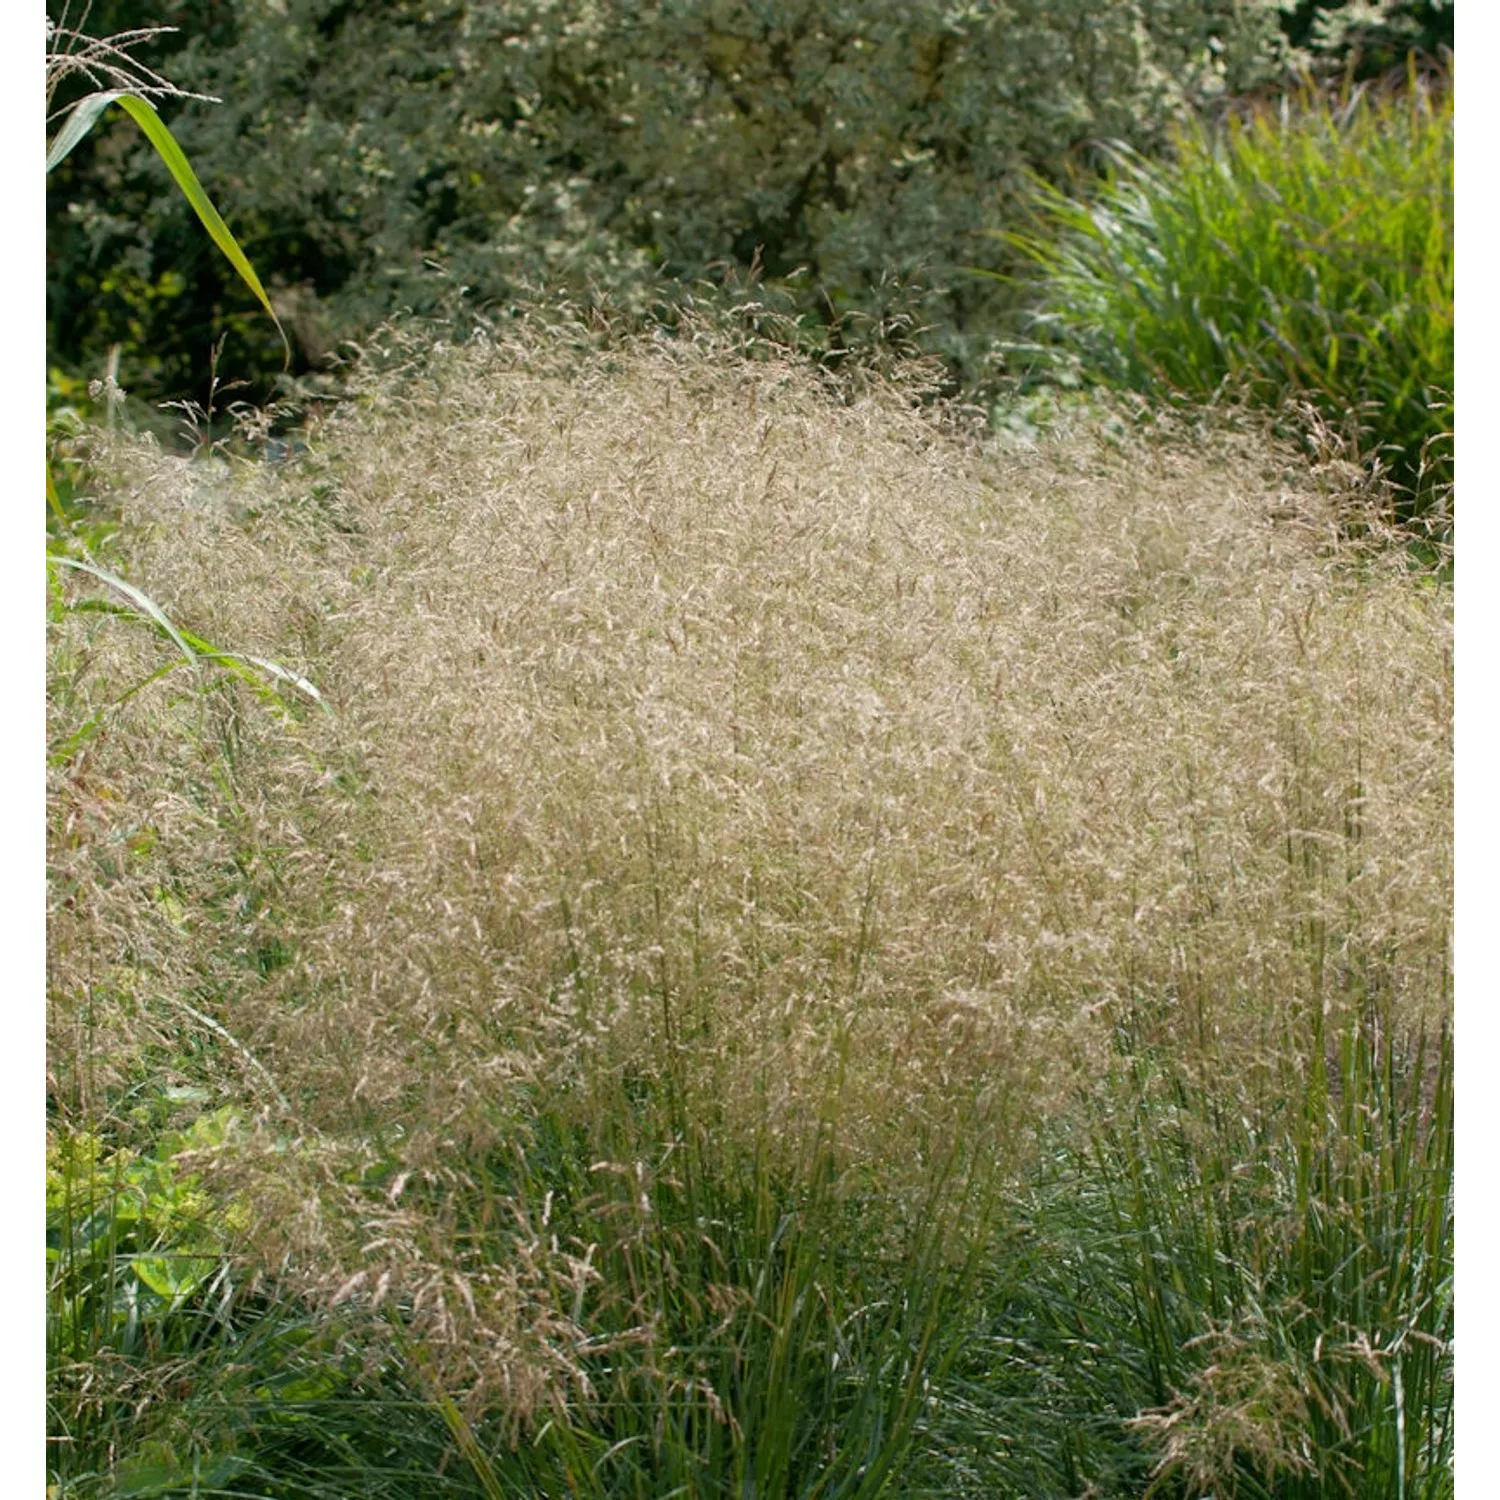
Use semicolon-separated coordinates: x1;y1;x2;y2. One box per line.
50;0;1312;416
1283;0;1453;76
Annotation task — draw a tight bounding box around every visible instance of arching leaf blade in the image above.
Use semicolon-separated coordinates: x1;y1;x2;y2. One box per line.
112;94;288;361
50;553;197;665
45;90;124;174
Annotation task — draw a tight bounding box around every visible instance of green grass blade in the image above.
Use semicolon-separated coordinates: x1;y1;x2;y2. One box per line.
47;89;287;358
112;95;287;358
45;90;121;174
48;657;185;767
50;553;197;664
236;654;326;710
46;464;69;529
49;556;324;715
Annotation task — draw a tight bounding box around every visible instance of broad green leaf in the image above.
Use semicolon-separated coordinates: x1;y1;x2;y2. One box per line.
114;95;287;358
114;1450;248;1498
133;1253;212;1301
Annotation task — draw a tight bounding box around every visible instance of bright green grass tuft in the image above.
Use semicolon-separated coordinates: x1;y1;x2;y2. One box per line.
1005;71;1453;521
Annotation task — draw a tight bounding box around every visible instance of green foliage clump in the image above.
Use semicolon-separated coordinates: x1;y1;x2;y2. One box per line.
48;1111;247;1493
48;1110;246;1367
1005;71;1452;516
46;1116;464;1499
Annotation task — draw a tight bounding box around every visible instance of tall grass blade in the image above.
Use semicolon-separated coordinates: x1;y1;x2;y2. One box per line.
50;554;197;665
46;91;286;359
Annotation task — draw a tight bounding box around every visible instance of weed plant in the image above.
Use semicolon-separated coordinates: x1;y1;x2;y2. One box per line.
1004;69;1453;523
47;320;1451;1493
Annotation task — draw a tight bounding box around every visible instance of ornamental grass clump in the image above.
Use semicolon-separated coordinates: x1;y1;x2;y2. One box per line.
48;317;1450;1493
1006;68;1452;523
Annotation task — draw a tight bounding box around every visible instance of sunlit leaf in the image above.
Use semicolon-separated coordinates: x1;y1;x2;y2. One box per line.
46;90;287;360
